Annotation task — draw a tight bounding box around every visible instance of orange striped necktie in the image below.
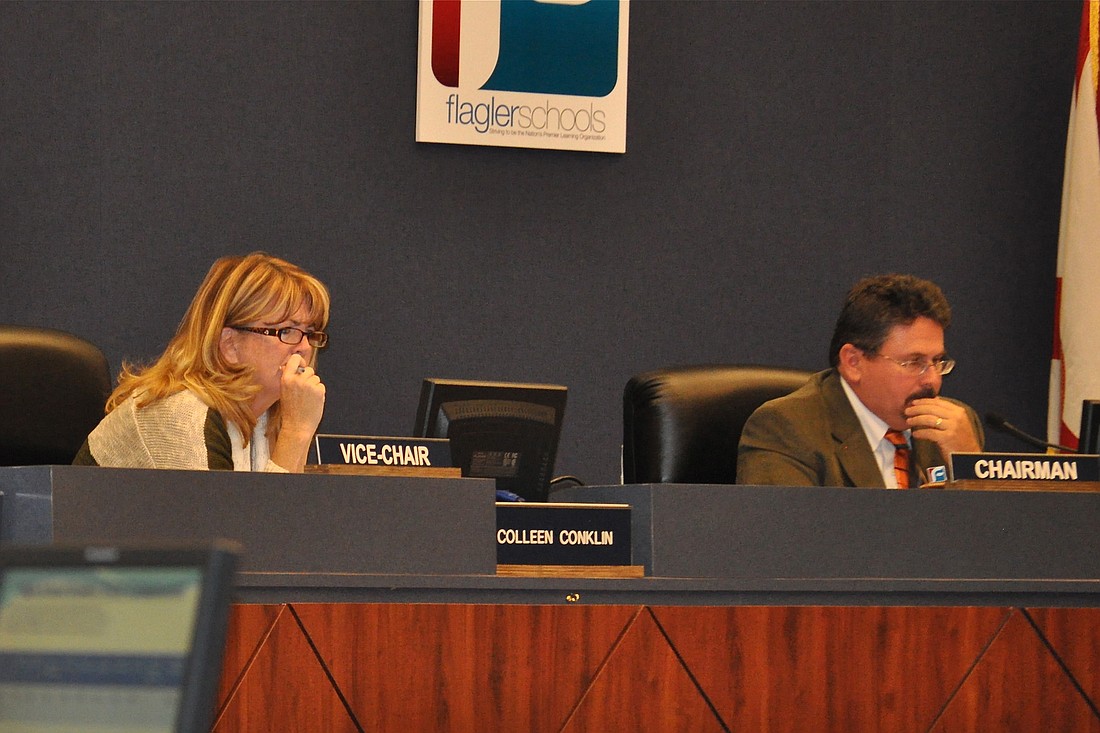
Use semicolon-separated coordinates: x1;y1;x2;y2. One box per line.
884;429;911;489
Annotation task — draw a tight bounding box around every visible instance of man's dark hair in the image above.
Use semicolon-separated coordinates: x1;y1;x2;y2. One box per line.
827;274;952;367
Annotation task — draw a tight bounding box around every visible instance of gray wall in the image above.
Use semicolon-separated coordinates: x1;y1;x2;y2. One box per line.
1;1;1079;485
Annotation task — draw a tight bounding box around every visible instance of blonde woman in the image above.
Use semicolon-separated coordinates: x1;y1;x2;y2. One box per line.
75;252;329;473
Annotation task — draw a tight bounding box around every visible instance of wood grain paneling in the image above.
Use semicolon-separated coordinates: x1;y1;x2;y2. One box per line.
215;602;283;716
561;608;727;732
932;610;1100;732
214;604;360;732
213;604;1100;732
1028;607;1100;713
650;605;1014;732
291;603;638;733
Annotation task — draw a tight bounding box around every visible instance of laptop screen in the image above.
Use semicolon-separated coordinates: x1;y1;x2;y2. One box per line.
0;544;238;733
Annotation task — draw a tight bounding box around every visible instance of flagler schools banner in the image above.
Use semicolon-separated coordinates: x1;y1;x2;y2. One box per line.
1049;0;1100;448
416;0;630;154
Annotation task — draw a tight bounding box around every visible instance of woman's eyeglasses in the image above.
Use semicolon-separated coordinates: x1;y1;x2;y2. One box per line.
231;326;328;348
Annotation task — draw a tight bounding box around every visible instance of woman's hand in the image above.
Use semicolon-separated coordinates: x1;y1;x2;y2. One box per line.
270;353;326;471
279;354;326;433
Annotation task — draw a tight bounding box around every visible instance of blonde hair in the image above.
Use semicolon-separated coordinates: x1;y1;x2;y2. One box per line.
107;252;331;443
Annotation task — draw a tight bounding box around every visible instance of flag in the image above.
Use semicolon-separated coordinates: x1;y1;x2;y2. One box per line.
1049;0;1100;449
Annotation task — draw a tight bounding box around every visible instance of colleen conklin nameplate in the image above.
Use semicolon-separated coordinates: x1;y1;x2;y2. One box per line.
313;434;452;469
496;502;631;566
950;452;1100;482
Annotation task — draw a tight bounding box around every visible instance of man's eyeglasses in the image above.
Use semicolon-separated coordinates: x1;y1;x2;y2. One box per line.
231;326;328;348
873;353;955;376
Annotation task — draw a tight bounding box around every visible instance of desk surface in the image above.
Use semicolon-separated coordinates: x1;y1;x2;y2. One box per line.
234;570;1100;607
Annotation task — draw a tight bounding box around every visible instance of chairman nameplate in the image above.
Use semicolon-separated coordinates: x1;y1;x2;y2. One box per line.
949;451;1100;492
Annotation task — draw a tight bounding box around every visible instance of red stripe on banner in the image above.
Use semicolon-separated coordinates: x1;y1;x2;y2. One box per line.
432;0;462;88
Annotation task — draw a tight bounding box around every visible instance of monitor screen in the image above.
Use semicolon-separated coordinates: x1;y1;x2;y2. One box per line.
0;543;238;733
413;379;567;502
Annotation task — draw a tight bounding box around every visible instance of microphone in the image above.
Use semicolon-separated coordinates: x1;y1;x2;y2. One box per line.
984;413;1075;453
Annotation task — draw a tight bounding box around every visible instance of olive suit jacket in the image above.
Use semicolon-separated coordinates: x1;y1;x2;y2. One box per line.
736;369;984;488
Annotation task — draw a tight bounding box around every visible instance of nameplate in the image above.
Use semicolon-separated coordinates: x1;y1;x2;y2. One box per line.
313;434;451;468
950;452;1100;482
496;503;631;566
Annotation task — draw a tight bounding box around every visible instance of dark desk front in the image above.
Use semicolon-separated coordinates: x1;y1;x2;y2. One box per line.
3;468;1100;605
0;465;497;576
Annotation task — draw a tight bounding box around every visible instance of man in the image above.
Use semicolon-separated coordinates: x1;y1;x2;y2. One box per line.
737;274;983;488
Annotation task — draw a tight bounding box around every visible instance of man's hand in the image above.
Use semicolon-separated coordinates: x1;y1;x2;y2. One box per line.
905;397;981;460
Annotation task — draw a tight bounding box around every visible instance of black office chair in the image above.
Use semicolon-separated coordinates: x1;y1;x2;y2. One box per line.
0;325;112;466
622;364;814;484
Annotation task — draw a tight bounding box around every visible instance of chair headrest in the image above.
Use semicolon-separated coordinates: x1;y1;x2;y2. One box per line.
623;364;813;484
0;325;112;465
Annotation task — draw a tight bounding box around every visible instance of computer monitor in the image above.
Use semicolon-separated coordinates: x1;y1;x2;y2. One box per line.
413;378;567;502
0;542;239;733
1079;399;1100;454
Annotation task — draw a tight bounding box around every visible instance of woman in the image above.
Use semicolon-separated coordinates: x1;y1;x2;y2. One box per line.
74;252;329;473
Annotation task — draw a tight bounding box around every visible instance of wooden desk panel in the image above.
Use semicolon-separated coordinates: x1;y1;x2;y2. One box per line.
651;605;1015;731
211;604;1100;732
1028;608;1100;712
214;604;360;732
